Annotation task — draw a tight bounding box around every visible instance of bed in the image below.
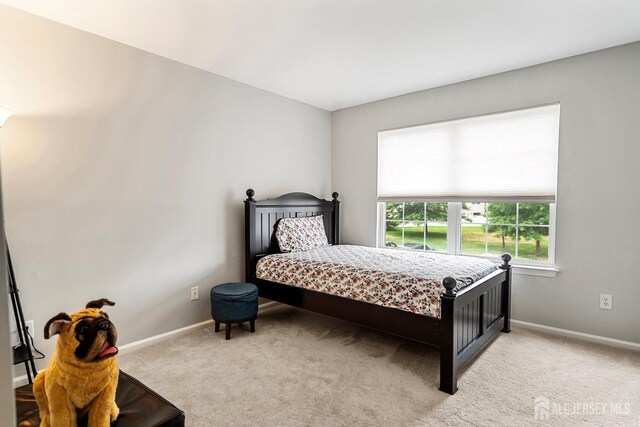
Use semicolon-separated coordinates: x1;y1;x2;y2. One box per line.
244;189;512;395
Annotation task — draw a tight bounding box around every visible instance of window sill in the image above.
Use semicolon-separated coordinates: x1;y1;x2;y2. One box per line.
382;246;559;277
511;264;558;278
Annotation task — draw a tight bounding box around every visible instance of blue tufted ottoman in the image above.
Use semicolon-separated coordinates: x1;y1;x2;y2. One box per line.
210;282;258;340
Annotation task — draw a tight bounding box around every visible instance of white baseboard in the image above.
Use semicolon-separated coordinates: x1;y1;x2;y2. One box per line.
257;301;280;312
117;319;212;354
13;301;282;388
23;306;634;387
13;372;32;388
511;319;640;351
116;301;280;354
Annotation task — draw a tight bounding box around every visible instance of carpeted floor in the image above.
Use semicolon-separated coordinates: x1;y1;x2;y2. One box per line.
119;306;640;426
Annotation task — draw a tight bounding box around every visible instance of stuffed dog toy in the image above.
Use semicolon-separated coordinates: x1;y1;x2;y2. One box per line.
34;298;119;427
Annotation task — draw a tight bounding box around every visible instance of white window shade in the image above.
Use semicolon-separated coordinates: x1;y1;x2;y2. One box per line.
378;104;560;202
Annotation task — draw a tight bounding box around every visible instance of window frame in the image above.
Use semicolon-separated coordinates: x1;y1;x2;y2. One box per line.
377;201;557;270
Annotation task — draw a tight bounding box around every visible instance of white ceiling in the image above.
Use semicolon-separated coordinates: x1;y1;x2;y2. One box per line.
2;0;640;111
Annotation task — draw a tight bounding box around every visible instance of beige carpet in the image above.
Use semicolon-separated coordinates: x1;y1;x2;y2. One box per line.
119;306;640;426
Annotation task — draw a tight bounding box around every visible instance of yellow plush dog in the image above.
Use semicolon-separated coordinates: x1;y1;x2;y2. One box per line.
34;298;119;427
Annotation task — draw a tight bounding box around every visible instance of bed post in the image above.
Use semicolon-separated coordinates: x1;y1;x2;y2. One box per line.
500;253;512;333
332;192;340;245
439;276;458;395
245;189;257;282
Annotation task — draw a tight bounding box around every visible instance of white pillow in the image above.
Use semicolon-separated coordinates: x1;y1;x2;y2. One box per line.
275;215;329;253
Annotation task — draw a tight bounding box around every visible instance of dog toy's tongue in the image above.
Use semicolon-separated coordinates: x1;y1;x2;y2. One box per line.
99;342;118;358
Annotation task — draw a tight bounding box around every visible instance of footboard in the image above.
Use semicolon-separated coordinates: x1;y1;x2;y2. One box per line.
439;254;512;394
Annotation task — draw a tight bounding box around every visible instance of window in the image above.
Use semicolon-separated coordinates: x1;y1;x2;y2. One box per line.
461;202;551;262
381;201;555;266
377;104;560;267
385;202;448;251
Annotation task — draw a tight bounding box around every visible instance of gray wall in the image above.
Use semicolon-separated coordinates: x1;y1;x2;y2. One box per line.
0;5;331;372
332;42;640;343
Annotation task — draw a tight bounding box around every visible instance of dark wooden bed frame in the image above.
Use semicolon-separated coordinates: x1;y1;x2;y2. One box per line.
244;189;512;395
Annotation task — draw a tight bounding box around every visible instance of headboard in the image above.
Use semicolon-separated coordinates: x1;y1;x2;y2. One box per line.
244;189;340;282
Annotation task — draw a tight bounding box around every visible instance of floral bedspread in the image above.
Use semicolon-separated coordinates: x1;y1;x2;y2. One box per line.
256;245;498;318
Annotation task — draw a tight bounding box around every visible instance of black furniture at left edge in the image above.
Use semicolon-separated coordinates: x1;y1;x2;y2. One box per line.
15;370;185;427
7;243;38;384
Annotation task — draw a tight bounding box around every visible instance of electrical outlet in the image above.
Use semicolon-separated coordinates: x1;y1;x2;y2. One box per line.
191;286;199;301
25;320;34;335
11;320;34;346
599;294;612;310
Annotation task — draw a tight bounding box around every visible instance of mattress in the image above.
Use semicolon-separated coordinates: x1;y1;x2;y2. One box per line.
256;245;499;318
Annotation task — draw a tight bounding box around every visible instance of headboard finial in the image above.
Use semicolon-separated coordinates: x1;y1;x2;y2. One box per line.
332;192;339;201
246;188;255;202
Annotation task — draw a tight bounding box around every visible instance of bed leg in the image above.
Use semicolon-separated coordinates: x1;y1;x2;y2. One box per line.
439;277;458;395
500;254;512;333
439;343;457;395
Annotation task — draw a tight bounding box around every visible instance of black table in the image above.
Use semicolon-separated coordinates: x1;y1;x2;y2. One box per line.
15;370;185;426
